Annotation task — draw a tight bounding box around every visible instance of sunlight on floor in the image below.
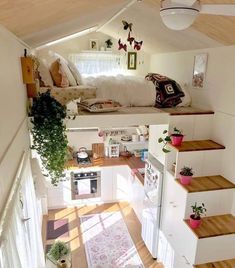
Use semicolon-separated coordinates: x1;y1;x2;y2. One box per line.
44;202;164;268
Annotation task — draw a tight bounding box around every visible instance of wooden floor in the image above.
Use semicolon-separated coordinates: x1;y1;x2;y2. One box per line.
176;175;235;193
169;140;225;152
42;202;164;268
184;214;235;239
194;258;235;268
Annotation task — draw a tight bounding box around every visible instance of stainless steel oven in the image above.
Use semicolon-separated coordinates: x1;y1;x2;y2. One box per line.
70;171;101;200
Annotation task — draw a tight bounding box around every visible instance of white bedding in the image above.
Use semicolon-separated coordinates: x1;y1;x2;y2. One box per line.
83;75;156;107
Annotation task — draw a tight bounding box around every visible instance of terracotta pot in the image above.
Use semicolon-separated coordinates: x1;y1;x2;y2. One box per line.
179;174;192;185
189;215;201;229
171;134;184;146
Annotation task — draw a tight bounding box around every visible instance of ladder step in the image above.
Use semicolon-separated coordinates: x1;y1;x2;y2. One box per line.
176;175;235;193
169;140;225;152
184;214;235;239
194;258;235;268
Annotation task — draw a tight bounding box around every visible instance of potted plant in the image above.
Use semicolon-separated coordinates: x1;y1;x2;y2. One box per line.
170;127;184;146
179;166;194;185
158;127;184;153
47;241;70;267
31;91;68;185
105;38;113;49
190;202;207;229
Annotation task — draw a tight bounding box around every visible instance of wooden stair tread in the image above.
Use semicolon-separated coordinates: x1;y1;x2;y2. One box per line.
169;140;225;152
194;258;235;268
176;175;235;193
185;214;235;239
160;106;214;116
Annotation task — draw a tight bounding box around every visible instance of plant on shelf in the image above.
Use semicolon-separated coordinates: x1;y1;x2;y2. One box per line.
170;127;184;146
31;91;68;185
105;38;113;49
190;202;207;229
179;166;194;185
47;241;70;262
158;127;184;153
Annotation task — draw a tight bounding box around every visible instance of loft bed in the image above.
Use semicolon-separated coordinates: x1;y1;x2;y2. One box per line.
66;106;214;129
66;106;169;128
35;54;213;129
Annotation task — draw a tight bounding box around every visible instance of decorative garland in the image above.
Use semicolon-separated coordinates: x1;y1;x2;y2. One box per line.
118;20;143;52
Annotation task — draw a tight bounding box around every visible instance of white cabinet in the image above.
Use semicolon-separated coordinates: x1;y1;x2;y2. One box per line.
101;165;131;202
130;174;145;223
112;165;131;201
47;179;71;209
149;124;168;165
101;166;113;202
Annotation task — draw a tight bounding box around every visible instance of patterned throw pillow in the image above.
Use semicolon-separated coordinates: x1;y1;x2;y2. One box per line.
50;60;69;88
145;73;185;108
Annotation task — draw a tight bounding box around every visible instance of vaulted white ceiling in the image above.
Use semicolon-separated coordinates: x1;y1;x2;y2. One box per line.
0;0;235;53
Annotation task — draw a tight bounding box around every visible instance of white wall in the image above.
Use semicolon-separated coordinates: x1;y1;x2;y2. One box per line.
0;25;30;213
36;32;150;76
150;45;235;214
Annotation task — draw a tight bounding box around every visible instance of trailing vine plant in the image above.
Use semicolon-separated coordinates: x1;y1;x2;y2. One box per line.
31;91;68;185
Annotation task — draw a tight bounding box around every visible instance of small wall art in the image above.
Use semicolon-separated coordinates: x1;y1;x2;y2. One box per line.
127;52;137;70
192;53;208;88
89;39;99;51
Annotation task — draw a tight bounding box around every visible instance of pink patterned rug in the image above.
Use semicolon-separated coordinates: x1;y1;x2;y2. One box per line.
80;212;144;268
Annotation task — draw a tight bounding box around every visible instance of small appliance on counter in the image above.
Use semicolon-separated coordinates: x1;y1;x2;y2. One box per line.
76;147;91;165
108;139;120;158
120;146;132;158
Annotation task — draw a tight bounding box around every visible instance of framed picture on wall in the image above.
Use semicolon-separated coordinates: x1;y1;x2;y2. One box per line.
127;52;137;70
192;53;208;88
89;39;99;51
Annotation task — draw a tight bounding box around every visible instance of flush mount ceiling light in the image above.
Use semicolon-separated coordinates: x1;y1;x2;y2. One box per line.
160;0;235;31
160;0;200;30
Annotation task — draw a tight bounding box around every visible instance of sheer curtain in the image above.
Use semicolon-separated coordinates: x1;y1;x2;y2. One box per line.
0;158;45;268
69;52;124;76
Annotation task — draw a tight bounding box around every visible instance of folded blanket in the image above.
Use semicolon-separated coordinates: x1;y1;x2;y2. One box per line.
145;73;185;108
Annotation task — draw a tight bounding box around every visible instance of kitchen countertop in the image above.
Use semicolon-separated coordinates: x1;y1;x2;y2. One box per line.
65;156;145;185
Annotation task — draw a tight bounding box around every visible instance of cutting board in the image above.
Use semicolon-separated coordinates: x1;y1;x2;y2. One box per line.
92;143;105;159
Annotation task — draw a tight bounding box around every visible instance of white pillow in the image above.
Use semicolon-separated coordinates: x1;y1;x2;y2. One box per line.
58;58;77;86
177;83;192;107
67;60;83;85
38;59;53;87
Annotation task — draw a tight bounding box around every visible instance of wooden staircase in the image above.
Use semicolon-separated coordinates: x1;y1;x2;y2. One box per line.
156;108;235;267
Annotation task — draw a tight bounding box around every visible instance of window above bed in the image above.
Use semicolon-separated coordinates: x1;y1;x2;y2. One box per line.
69;52;124;76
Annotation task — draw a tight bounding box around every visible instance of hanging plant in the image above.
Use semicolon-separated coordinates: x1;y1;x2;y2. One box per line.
31;90;68;185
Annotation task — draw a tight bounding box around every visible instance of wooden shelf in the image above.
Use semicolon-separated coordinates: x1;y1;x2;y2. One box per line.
184;214;235;239
169;140;225;152
194;258;235;268
159;106;214;116
176;175;235;193
120;141;148;146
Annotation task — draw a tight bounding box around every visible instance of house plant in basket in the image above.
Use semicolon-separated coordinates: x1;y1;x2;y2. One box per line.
170;127;184;146
47;241;71;268
190;202;207;229
179;166;194;185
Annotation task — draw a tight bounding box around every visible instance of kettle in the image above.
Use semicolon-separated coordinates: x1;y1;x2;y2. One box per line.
77;147;88;159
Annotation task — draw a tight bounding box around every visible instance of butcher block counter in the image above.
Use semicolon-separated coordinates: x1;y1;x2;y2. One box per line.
65;156;145;185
